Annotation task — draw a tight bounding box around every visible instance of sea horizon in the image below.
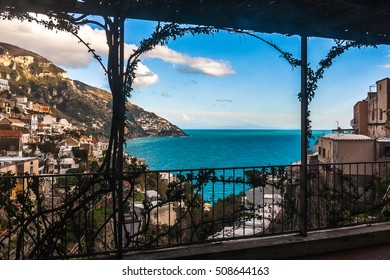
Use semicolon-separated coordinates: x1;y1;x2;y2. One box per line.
126;129;330;170
179;127;333;131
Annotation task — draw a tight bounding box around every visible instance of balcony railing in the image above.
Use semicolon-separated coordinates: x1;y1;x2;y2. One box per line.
1;161;390;259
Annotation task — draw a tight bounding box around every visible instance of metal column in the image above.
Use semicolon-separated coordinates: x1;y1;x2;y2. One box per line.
299;35;308;236
117;16;126;258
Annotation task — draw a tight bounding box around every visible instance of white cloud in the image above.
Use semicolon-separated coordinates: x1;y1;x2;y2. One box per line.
189;57;235;76
161;92;172;97
132;63;159;87
216;99;233;103
146;45;235;76
0;17;234;89
0;17;107;67
146;46;187;64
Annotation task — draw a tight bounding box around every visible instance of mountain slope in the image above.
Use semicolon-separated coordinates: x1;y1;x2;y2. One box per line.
0;42;187;139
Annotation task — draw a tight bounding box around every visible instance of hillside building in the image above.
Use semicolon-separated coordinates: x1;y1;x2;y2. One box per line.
58;137;80;148
0;156;39;200
31;103;51;114
15;95;33;113
0;117;26;131
0;98;14;116
0;129;23;157
20;114;38;132
0;78;10;92
58;118;72;132
0;156;39;175
54;157;79;174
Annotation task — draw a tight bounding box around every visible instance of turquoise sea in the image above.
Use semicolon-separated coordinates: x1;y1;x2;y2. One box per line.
125;129;330;170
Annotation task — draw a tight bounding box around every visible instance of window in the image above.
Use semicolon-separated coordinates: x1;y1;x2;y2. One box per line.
17;164;24;175
322;148;326;157
380;109;383;120
385;147;390;157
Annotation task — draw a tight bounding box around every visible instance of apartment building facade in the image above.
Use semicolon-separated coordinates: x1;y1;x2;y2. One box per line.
353;78;390;139
351;99;369;136
318;133;375;174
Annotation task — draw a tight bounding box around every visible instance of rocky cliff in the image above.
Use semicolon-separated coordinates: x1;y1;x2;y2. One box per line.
0;42;187;140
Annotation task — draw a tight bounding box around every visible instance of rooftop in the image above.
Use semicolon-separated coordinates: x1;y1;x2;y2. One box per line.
376;138;390;142
0;129;22;137
321;133;372;141
0;156;38;162
0;118;26;125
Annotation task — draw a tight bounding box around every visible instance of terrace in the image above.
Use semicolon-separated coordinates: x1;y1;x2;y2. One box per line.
1;1;390;259
1;160;390;259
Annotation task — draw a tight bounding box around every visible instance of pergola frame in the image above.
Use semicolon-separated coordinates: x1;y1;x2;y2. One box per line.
2;1;390;44
2;0;390;248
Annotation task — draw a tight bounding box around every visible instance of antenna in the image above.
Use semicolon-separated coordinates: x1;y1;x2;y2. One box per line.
335;121;341;135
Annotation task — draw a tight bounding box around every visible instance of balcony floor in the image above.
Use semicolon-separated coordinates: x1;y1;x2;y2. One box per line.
119;222;390;260
295;242;390;260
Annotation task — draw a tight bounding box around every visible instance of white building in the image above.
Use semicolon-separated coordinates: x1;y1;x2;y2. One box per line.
42;115;56;126
20;114;39;132
15;96;28;104
0;78;10;92
160;172;175;183
145;190;160;201
55;157;79;174
58;118;72;132
21;133;30;144
209;185;283;240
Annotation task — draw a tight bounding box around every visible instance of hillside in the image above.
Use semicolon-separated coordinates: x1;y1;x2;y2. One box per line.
0;42;187;140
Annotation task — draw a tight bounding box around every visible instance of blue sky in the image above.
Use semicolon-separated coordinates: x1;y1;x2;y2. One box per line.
1;17;390;130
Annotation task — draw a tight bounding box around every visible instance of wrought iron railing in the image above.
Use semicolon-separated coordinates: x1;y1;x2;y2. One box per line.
1;161;390;259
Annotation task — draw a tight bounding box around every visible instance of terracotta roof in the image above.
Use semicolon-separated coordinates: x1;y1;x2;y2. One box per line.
66;138;80;145
0;118;25;125
0;130;22;137
8;118;25;125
